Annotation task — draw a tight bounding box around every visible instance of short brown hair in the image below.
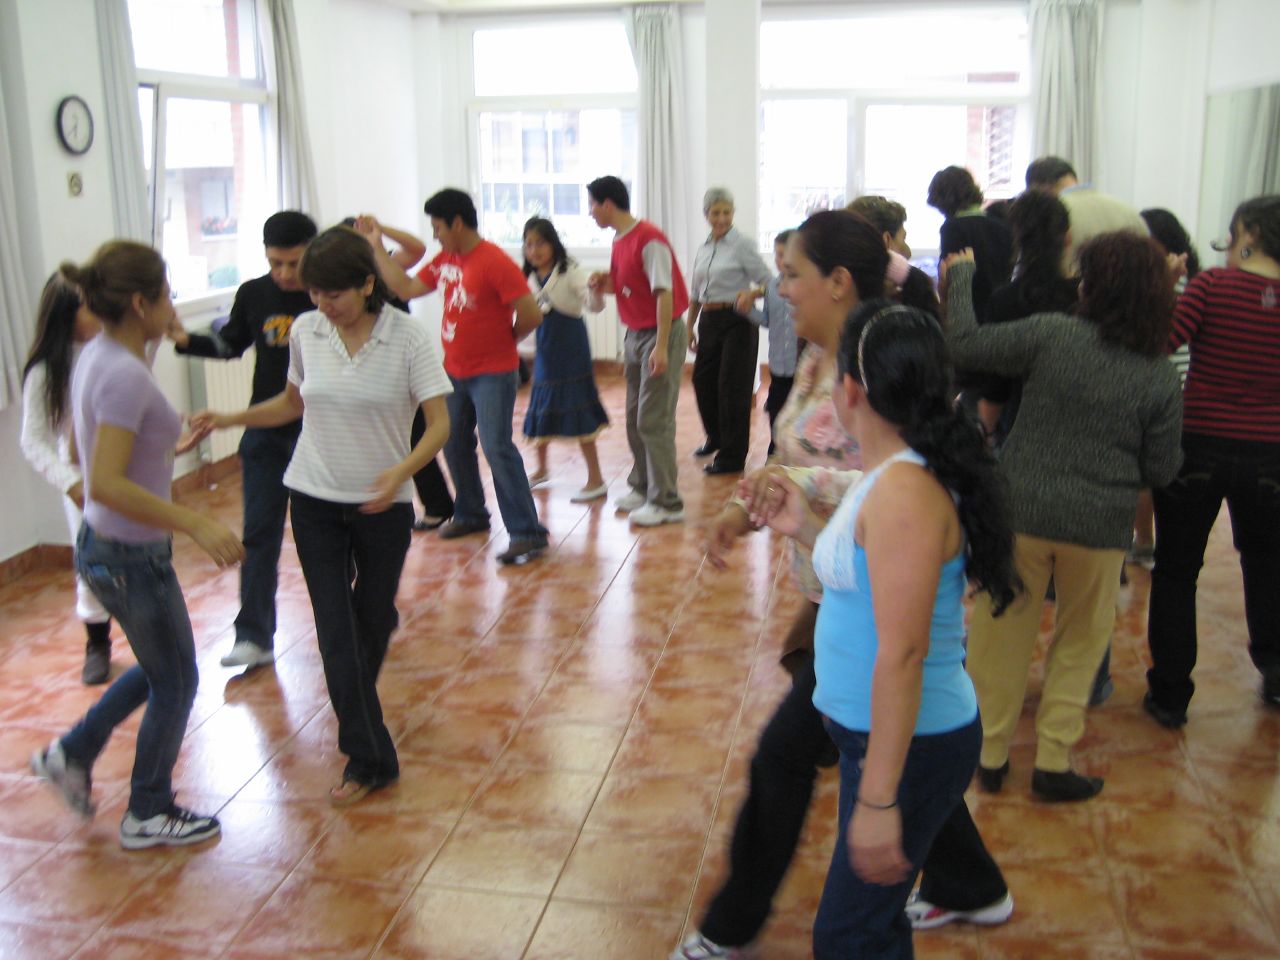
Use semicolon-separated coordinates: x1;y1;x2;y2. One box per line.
846;195;907;239
1077;232;1173;358
927;167;984;218
59;241;167;324
299;226;390;314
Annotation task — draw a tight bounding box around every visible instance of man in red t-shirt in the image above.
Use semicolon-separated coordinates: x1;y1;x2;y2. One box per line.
360;190;548;565
586;176;689;527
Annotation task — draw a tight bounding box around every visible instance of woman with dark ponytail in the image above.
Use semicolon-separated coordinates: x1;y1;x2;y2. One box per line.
21;274;114;684
743;302;1018;958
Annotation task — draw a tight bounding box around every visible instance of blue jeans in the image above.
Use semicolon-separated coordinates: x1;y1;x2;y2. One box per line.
289;493;411;785
63;526;198;819
443;370;546;542
814;715;982;960
234;424;298;650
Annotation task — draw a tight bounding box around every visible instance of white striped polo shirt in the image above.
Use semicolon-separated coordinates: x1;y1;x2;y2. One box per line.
283;304;452;504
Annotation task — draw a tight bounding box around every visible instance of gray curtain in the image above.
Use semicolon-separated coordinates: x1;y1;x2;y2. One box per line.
95;0;150;242
261;0;318;215
626;4;691;268
1030;0;1100;183
0;70;36;410
1240;85;1280;195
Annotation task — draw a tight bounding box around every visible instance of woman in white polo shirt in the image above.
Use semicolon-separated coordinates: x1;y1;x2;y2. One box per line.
196;226;452;806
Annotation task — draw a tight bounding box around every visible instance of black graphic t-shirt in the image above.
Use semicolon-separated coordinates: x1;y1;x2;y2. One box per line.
176;274;315;407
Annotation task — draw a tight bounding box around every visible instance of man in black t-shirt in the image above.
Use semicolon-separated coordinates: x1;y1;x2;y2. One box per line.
167;211;317;670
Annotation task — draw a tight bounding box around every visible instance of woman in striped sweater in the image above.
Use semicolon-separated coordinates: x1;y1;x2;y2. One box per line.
1145;195;1280;726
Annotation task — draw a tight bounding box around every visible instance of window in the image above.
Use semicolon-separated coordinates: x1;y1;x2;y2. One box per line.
470;20;638;249
760;7;1030;256
130;0;274;301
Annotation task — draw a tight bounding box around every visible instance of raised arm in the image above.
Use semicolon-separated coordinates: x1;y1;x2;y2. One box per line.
376;221;428;271
943;254;1047;378
354;216;431;302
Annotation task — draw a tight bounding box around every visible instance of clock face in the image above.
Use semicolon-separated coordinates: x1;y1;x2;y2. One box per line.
56;96;94;156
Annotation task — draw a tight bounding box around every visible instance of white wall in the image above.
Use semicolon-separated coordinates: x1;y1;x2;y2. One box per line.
1205;0;1280;94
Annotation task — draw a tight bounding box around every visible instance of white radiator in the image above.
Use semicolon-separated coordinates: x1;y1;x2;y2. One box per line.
586;300;623;361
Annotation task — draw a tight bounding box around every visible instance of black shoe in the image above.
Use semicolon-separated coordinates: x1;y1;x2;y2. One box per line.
81;642;110;685
497;538;548;566
1142;691;1187;728
693;442;718;458
976;760;1009;793
703;459;744;476
413;514;449;532
1031;768;1103;802
438;519;491;540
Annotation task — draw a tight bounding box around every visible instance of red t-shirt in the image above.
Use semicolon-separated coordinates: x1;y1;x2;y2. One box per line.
416;240;528;378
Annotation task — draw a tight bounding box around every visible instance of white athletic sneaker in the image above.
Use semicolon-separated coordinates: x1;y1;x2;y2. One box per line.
614;489;647;513
120;805;221;850
220;640;275;669
30;740;95;818
904;890;1013;930
669;932;743;959
630;503;684;527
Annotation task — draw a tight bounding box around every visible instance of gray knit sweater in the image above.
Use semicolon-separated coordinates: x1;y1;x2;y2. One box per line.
945;261;1183;550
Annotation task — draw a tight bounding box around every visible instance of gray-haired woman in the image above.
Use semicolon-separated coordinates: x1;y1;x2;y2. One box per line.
690;187;772;474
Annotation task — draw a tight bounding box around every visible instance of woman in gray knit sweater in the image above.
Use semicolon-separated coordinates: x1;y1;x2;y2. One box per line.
942;233;1183;802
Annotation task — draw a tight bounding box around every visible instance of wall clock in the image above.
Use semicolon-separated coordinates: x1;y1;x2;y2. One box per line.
56;96;94;156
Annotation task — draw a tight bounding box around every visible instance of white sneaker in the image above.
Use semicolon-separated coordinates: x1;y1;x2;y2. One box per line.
630;503;684;527
614;489;647;512
220;640;275;669
30;740;95;818
120;805;221;849
670;932;742;959
905;890;1013;930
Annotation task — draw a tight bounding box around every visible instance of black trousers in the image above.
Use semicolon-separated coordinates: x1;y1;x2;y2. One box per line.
700;618;1006;947
411;406;454;519
290;492;411;786
1148;432;1280;712
763;373;795;456
693;308;759;468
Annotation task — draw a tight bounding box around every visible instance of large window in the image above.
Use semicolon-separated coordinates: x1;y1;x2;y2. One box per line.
130;0;273;301
759;7;1031;256
470;21;638;249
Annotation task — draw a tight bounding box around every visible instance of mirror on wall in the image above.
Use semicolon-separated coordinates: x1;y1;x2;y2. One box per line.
1197;83;1280;259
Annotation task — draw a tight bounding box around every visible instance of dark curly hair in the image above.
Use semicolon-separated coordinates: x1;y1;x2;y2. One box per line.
1077;233;1174;358
1228;194;1280;262
1141;208;1200;279
1007;189;1074;312
927;166;985;219
838;302;1020;614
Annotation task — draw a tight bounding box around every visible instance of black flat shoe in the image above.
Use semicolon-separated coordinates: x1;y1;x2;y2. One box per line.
976;760;1009;793
1031;768;1103;802
703;459;744;475
693;442;718;458
413;514;449;532
1141;692;1187;729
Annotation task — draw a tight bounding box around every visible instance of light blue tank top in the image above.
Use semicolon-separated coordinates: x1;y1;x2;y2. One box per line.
810;448;977;735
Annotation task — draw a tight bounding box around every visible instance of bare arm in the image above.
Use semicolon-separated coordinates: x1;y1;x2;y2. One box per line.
650;288;674;376
362;394;450;513
194;383;304;433
378;222;428;271
88;424;244;566
355;217;431;301
512;293;543;341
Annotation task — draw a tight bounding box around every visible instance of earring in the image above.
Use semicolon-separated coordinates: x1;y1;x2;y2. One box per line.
831;293;840;301
1241;247;1253;259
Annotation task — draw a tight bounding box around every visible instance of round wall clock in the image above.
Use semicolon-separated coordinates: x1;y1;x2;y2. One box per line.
56;96;94;156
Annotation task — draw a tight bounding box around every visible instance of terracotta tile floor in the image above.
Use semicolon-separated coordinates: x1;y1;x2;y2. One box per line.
2;371;1278;959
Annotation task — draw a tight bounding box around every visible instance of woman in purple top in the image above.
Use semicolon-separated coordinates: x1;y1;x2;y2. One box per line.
30;241;243;850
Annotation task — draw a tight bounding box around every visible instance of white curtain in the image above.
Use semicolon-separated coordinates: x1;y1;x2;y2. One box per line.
1030;0;1101;183
260;0;318;215
626;4;691;269
95;0;150;242
0;71;37;410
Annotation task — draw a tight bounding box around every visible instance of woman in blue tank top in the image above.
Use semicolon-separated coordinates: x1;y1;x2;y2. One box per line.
744;303;1020;959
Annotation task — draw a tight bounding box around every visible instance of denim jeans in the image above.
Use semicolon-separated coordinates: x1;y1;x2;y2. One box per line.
234;424;298;650
443;370;547;542
63;526;198;819
289;492;412;785
813;715;982;960
1148;432;1280;712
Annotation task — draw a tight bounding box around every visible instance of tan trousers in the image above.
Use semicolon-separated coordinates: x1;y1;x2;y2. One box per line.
967;533;1123;772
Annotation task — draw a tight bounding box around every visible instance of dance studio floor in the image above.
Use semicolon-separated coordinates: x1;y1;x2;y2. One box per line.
0;370;1277;959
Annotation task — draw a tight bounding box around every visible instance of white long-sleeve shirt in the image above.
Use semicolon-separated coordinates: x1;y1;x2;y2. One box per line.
21;355;82;495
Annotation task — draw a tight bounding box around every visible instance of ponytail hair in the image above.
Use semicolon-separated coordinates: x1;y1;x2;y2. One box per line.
838;301;1020;614
59;241;167;324
23;273;83;429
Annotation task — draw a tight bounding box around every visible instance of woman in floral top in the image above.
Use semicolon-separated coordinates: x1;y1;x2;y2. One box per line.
676;211;1010;960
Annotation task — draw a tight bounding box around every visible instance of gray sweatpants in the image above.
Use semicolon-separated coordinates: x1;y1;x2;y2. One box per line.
623;318;688;511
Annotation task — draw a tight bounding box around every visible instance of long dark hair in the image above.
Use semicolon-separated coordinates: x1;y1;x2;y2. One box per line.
522;217;571;277
1141;208;1200;279
59;241;167;324
23;273;83;429
839;302;1020;614
1227;194;1280;260
1077;233;1173;358
1007;189;1074;312
795;210;889;302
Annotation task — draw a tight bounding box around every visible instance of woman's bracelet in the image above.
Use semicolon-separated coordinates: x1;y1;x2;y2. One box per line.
856;796;898;810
